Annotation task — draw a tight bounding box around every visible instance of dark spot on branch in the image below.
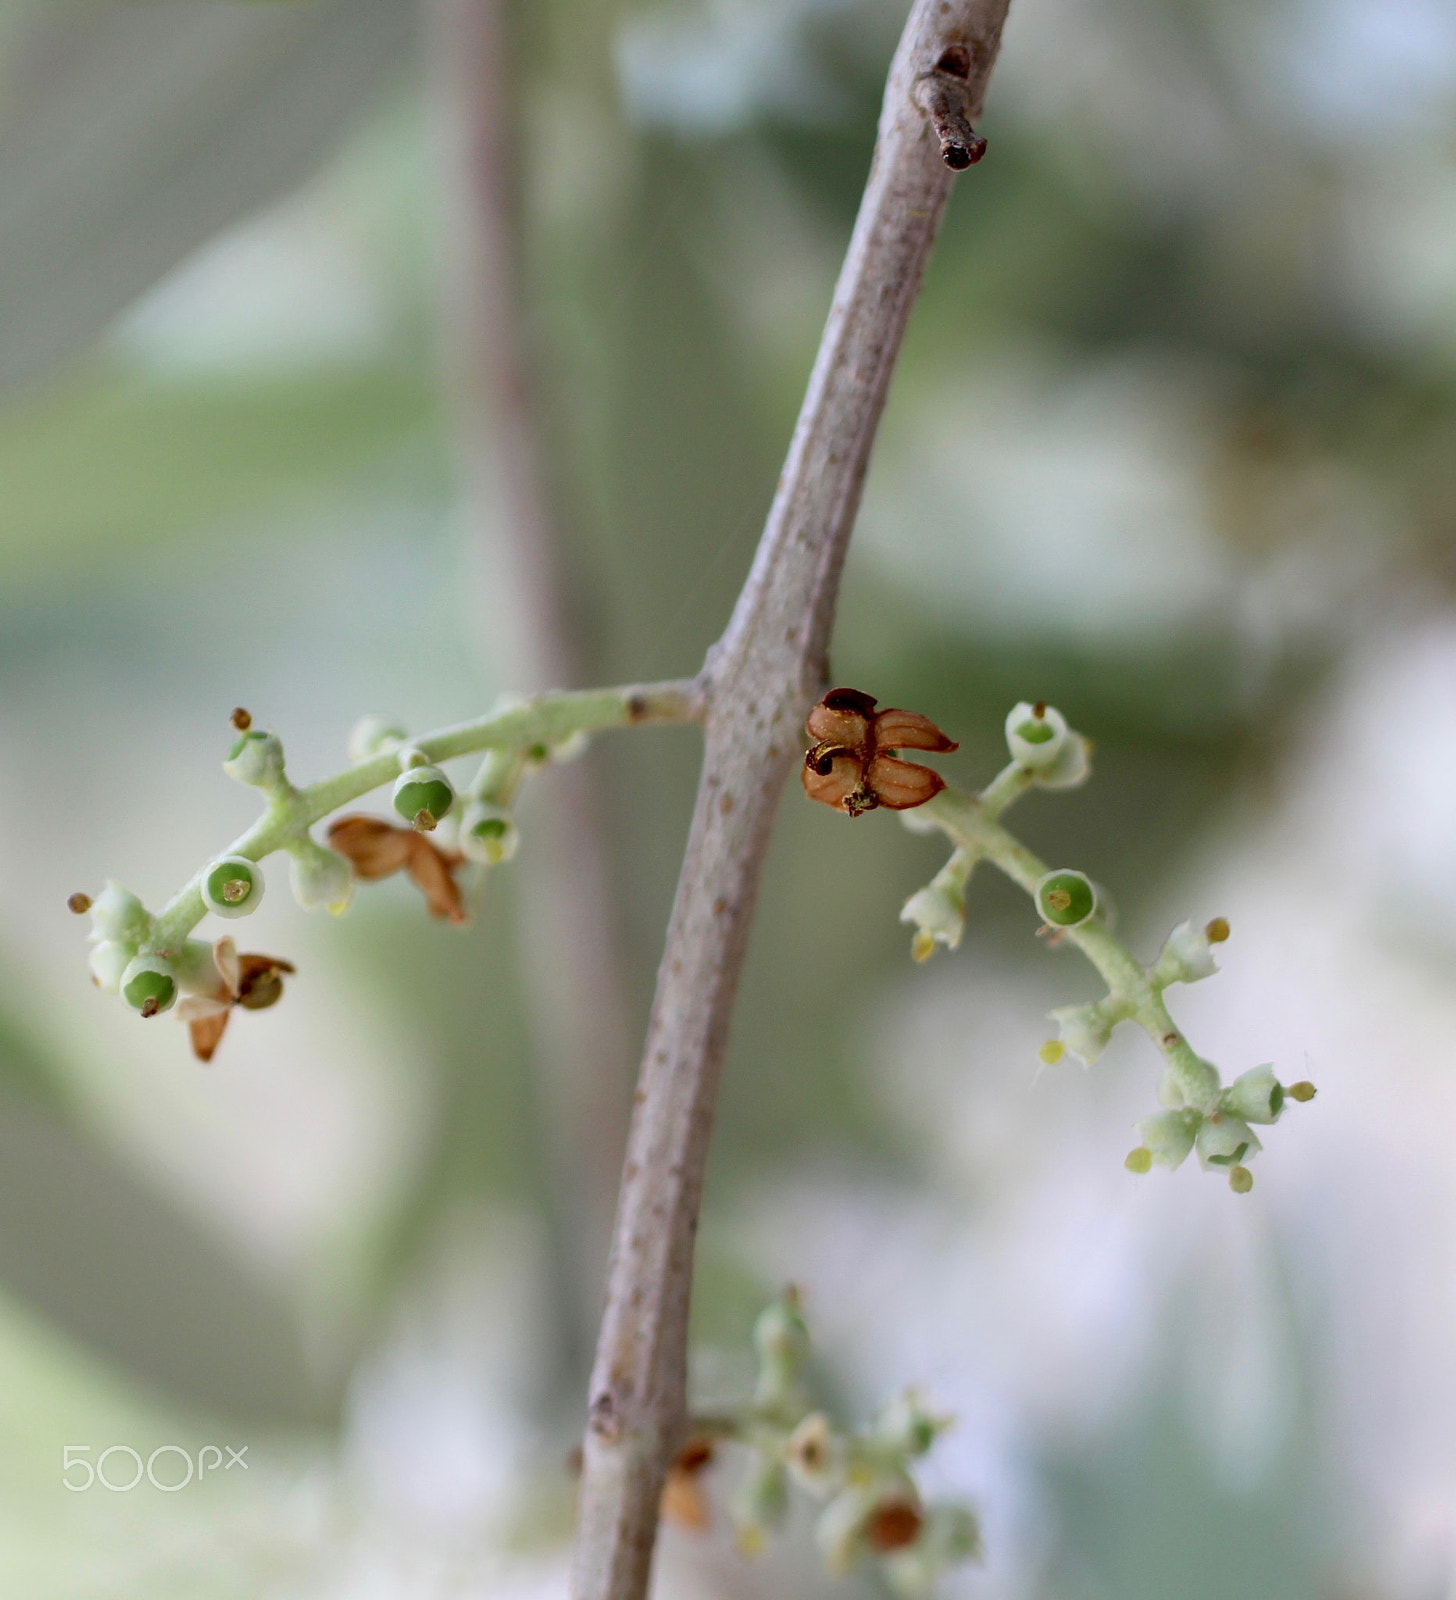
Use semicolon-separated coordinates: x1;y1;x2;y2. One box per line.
935;45;971;77
627;693;648;722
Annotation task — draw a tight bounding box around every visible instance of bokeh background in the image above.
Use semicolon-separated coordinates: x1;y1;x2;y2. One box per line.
2;0;1455;1595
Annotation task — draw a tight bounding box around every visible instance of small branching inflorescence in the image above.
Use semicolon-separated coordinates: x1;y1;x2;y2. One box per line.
659;1290;980;1597
802;691;1316;1193
71;681;700;1060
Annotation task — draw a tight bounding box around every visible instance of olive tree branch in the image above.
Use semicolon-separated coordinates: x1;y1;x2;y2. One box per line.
570;5;1012;1598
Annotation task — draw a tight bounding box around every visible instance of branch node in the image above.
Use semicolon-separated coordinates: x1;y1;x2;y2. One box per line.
912;70;987;169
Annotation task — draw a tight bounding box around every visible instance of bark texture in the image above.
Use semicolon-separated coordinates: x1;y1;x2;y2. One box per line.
571;3;1014;1597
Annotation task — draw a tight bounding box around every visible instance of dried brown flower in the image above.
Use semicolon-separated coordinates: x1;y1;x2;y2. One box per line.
867;1495;924;1553
802;688;958;817
176;938;295;1063
327;814;468;925
660;1437;715;1532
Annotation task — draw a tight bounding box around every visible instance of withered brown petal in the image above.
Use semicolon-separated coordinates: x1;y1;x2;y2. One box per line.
867;1498;924;1553
865;754;946;810
327;815;418;881
236;955;293;1011
405;835;469;925
801;747;866;811
188;1009;231;1064
820;687;879;716
806;687;879;749
871;707;959;754
660;1467;711;1532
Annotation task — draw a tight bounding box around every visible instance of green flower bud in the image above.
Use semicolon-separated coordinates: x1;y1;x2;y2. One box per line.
392;765;455;830
1196;1114;1261;1171
347;714;407;764
753;1291;811;1390
201;855;264;919
1048;999;1117;1065
288;838;354;914
120;955;177;1016
223;728;285;790
1134;1108;1200;1170
460;801;520;866
730;1451;789;1553
1037;869;1097;928
899;880;965;961
1125;1146;1153;1174
1229;1164;1254;1193
875;1391;945;1458
1152;919;1220;986
1221;1064;1285;1125
1004;701;1068;769
88;882;150;945
89;939;135;994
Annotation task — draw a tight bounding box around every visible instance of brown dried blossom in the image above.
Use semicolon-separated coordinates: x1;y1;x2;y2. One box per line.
176;938;295;1063
801;688;958;817
660;1437;715;1532
327;814;468;926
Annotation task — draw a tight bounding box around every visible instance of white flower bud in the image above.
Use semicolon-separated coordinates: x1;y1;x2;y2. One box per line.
1221;1064;1285;1125
1004;701;1069;769
1032;731;1091;790
120;954;178;1016
549;730;591;765
1196;1114;1261;1171
1048;1000;1116;1065
815;1485;877;1574
882;1503;981;1598
875;1391;945;1458
288;838;354;914
899;880;965;961
88;939;135;993
1133;1109;1200;1170
88;882;150;945
201;855;264;919
347;715;407;764
460;801;520;866
223;728;286;790
784;1412;845;1497
1152;920;1220;986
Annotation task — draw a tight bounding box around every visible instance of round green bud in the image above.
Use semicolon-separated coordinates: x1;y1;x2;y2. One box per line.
223;728;285;789
201;856;264;919
460;801;520;866
1037;869;1097;928
88;881;150;944
1288;1080;1317;1102
120;955;177;1016
1125;1146;1153;1174
347;714;407;765
392;766;455;830
89;939;135;994
1229;1165;1254;1194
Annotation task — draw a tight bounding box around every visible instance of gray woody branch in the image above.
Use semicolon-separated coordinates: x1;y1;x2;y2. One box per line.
570;3;1013;1596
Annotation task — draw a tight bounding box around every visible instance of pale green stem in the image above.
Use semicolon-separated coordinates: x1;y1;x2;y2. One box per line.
145;679;701;959
924;781;1220;1112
